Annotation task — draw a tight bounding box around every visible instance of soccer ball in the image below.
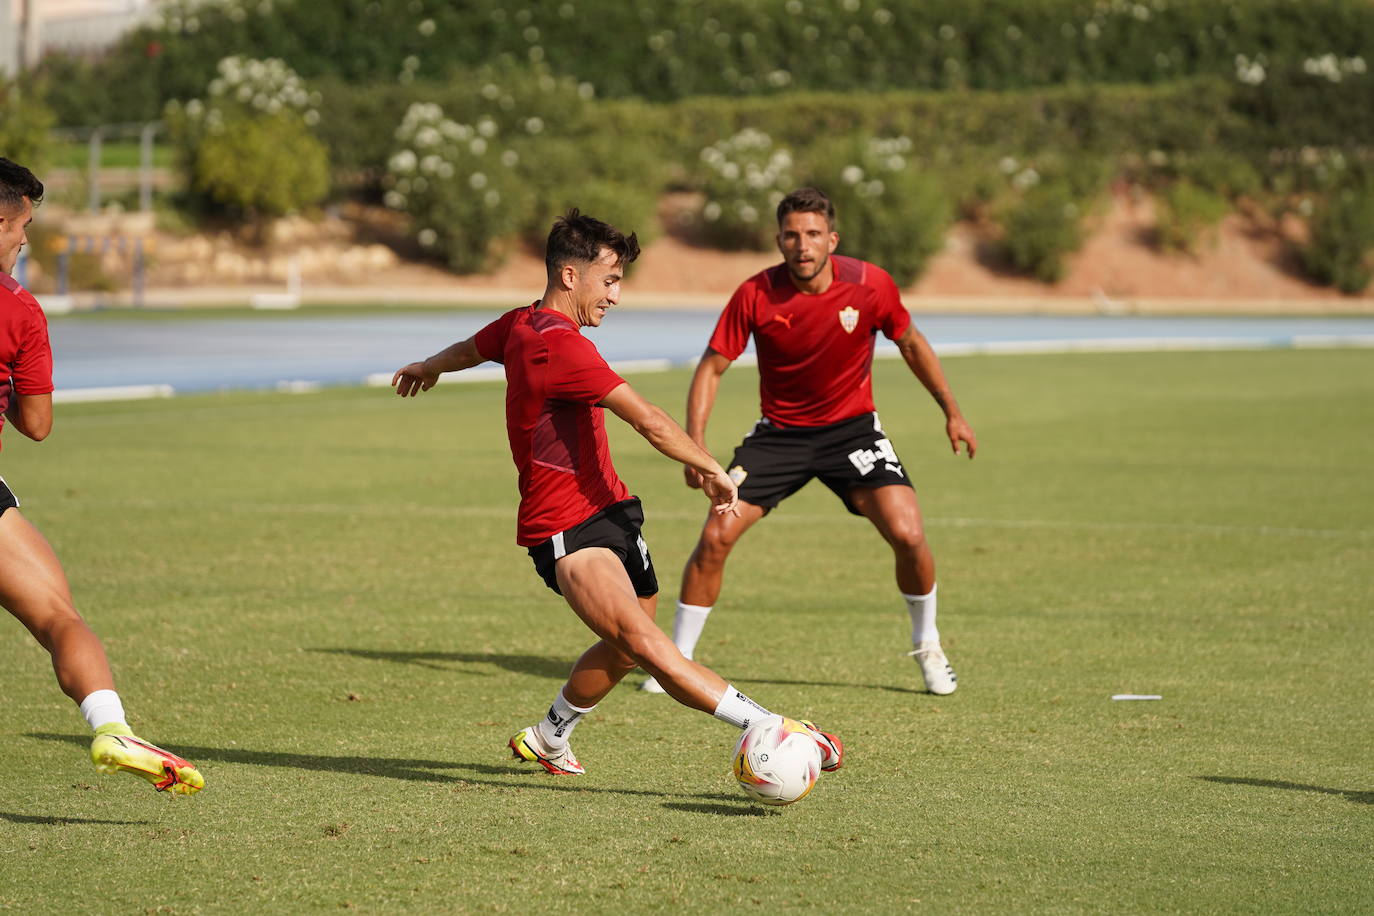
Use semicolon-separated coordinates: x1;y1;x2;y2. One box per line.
732;715;823;806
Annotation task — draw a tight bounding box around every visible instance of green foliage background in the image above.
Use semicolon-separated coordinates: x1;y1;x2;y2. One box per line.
12;0;1374;289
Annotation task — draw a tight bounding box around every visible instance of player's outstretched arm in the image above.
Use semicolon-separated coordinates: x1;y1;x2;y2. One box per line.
392;337;486;397
602;382;739;516
895;325;977;459
681;347;734;489
4;391;52;441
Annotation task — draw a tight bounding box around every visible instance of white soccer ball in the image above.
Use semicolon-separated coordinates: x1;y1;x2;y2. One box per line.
731;715;823;806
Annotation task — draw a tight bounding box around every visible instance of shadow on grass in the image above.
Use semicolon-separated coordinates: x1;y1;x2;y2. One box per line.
315;649;923;696
311;648;571;679
0;811;151;826
737;676;926;696
26;733;760;812
662;801;778;817
1197;776;1373;805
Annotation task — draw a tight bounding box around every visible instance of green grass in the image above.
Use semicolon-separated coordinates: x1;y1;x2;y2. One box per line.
48;140;174;171
1;349;1370;913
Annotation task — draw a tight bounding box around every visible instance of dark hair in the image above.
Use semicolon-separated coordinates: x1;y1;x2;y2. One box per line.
545;208;640;280
0;158;44;214
777;186;835;229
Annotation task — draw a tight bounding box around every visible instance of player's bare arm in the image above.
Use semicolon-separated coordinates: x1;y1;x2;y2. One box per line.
682;347;734;489
391;337;486;396
895;324;977;459
601;382;739;516
4;391;52;441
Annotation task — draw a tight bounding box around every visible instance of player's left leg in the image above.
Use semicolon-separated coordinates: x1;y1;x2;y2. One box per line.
0;507;204;793
848;484;957;695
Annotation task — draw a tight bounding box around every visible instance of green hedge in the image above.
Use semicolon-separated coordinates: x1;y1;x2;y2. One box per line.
35;0;1374;124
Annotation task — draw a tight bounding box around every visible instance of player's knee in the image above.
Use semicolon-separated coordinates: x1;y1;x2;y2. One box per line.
695;527;738;564
25;600;89;647
889;522;927;555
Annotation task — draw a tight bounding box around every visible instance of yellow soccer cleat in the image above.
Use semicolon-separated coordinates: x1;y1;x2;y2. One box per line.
91;727;204;795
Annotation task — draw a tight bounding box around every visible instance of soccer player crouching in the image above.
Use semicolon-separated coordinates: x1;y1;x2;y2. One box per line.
0;157;202;794
642;187;978;698
391;210;841;776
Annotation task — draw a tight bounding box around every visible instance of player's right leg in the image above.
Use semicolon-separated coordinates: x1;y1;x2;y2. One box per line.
0;507;204;794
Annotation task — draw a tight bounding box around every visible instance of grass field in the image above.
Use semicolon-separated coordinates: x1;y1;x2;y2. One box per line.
1;348;1370;913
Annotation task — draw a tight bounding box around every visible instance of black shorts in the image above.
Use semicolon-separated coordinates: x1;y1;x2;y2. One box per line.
726;412;913;516
0;477;19;516
526;497;659;597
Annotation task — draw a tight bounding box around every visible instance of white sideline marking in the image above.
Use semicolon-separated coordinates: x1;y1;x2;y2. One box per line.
915;336;1374;358
54;384;175;404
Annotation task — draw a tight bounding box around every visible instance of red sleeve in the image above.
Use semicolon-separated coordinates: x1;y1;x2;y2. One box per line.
12;306;53;395
871;267;911;341
707;280;757;360
548;331;625;403
472;308;521;363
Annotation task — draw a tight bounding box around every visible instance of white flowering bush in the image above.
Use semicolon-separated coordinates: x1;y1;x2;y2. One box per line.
384;102;533;273
165;56;328;219
804;136;953;285
694;128;796;250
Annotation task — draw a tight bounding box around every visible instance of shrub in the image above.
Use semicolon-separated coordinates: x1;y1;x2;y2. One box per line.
384;102;534;274
192;114;329;219
801;136;953;286
516;134;665;256
0;81;54;170
692;128;796;250
1156;181;1230;255
165;57;329;221
1000;182;1084;283
1303;184;1374;294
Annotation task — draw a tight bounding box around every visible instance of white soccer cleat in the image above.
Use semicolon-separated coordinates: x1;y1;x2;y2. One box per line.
638;676;667;694
910;641;958;695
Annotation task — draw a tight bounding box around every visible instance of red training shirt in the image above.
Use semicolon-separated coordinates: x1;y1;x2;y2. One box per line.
473;304;630;546
0;274;55;450
708;254;911;428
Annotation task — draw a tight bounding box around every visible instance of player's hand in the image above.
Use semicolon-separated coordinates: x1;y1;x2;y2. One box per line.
948;416;977;459
699;468;740;517
392;361;438;397
682;464;705;490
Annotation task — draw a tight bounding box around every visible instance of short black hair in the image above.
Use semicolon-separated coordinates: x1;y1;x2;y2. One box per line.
0;158;44;214
545;208;640;280
777;187;835;229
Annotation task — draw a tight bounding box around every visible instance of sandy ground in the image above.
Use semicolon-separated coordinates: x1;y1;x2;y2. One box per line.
39;189;1374;314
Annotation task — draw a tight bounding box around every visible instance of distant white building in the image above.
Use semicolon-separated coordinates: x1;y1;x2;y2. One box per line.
3;0;161;76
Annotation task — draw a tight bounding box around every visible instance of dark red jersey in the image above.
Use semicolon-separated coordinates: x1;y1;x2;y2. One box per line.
708;255;911;428
0;274;54;449
474;304;630;546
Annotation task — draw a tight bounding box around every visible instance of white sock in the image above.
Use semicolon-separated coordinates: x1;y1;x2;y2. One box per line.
712;684;771;730
672;602;713;659
79;689;127;732
535;690;595;750
904;585;939;645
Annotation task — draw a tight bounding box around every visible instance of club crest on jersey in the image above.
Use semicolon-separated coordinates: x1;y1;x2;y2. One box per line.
838;306;859;333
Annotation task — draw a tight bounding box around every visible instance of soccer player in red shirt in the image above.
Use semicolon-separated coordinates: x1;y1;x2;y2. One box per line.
0;158;202;794
641;187;978;697
391;210;841;776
